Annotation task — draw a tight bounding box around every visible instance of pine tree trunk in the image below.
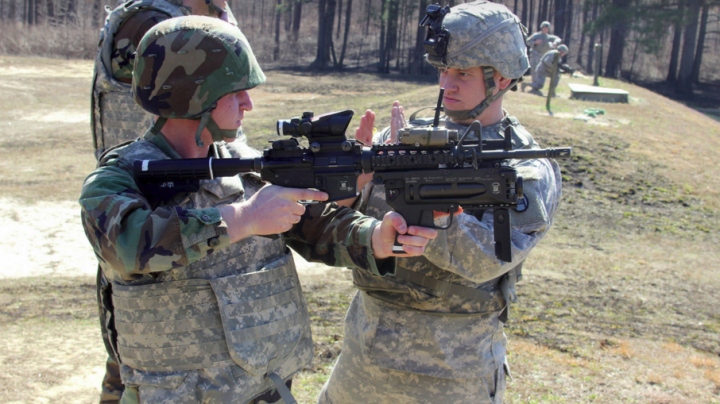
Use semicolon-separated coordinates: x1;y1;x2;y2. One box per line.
292;0;302;42
339;0;353;67
604;0;630;78
691;2;709;84
666;2;684;82
273;0;282;61
528;0;535;33
336;0;343;39
412;0;429;74
314;0;328;68
521;0;528;29
540;0;548;24
554;0;567;42
564;0;573;51
676;0;700;95
577;0;588;68
378;0;388;72
284;1;292;32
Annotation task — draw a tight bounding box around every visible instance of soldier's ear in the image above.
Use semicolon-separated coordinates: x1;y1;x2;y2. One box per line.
496;75;513;91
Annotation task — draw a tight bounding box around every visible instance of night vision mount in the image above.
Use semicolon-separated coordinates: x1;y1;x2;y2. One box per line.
420;4;451;63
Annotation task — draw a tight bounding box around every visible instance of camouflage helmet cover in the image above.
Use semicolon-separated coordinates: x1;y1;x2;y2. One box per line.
540;21;551;28
133;15;266;119
425;1;529;79
557;44;569;54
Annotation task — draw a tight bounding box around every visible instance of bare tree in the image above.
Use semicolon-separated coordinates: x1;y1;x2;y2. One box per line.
312;0;337;69
528;0;535;33
336;0;342;39
292;0;302;42
604;0;631;78
338;0;353;67
676;0;701;94
411;0;429;74
666;2;684;82
692;1;710;83
274;0;282;61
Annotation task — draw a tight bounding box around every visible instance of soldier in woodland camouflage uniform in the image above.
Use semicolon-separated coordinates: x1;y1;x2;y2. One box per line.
525;21;561;83
91;0;239;159
523;45;570;95
81;16;437;404
91;2;239;403
320;2;563;403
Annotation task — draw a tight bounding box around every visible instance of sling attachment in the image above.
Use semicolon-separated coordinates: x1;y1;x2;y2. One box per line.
267;373;297;404
499;262;523;323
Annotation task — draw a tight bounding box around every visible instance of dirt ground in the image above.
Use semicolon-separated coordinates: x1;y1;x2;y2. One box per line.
1;55;719;404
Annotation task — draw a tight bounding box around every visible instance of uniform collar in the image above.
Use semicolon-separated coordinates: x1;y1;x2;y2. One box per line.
143;131;184;160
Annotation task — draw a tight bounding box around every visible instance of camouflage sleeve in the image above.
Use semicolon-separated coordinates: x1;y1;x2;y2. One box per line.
550;35;562;46
526;33;539;47
421;157;562;283
541;51;556;69
79;162;230;279
111;10;171;83
284;203;394;276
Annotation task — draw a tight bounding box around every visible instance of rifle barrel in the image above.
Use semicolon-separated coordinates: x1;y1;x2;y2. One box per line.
478;147;571;161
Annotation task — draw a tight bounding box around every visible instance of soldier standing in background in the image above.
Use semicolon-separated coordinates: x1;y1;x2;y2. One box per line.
82;16;437;404
522;44;571;95
319;2;563;403
525;21;561;83
91;0;238;159
90;2;239;402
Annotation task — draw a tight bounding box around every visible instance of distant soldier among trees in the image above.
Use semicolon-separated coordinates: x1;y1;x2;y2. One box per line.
525;21;561;81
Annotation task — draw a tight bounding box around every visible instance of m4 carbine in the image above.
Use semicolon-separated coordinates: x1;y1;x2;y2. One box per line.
134;104;570;262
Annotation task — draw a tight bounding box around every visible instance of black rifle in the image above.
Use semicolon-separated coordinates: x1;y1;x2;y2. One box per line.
134;94;570;261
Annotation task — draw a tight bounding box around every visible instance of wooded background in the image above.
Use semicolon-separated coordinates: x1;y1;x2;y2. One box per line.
0;0;718;95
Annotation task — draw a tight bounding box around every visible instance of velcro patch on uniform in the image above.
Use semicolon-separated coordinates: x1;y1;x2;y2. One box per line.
516;166;541;181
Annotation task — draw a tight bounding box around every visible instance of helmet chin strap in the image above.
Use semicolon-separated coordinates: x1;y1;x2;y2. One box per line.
194;109;239;147
443;67;521;122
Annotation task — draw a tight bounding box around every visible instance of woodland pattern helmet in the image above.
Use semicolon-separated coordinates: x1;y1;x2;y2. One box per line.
540;21;551;29
133;15;265;145
557;44;569;54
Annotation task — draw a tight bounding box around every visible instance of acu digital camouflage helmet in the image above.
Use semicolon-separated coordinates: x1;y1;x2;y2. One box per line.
423;1;529;121
133;15;265;146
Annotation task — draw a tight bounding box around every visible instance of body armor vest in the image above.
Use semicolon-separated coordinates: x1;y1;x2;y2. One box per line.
91;0;188;159
100;140;313;398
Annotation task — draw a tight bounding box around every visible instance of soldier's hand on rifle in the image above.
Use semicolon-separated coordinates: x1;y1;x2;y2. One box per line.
220;184;328;243
371;212;438;259
535;39;543;45
355;109;376;192
388;101;407;144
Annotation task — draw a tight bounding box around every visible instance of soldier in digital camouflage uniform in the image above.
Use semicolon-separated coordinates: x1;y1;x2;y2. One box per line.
91;2;240;403
81;16;437;404
523;44;570;95
319;2;563;403
525;21;561;84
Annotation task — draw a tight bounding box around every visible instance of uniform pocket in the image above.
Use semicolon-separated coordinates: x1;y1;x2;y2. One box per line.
210;254;310;377
365;297;498;379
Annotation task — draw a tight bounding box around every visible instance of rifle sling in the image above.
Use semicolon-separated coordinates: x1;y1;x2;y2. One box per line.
392;267;495;301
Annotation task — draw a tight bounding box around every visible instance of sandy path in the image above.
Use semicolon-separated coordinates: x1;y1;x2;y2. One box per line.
0;198;330;279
